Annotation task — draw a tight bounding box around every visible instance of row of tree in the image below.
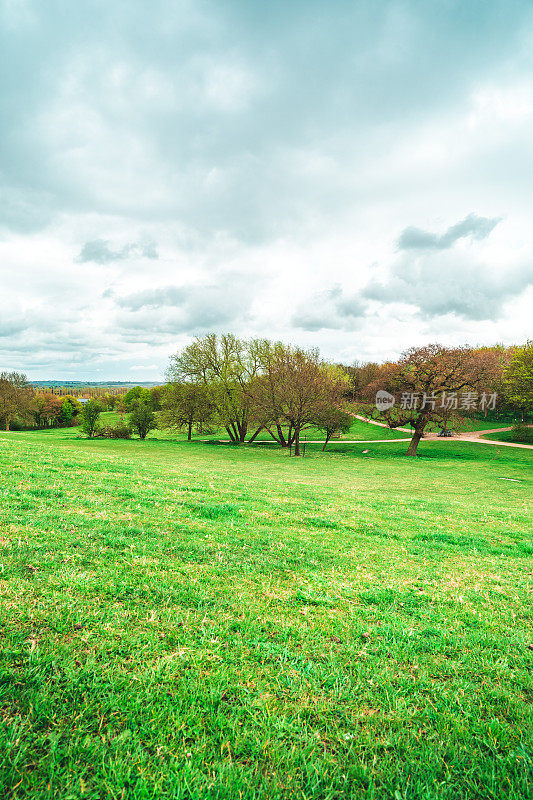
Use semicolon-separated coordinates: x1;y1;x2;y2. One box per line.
1;337;531;456
160;336;532;456
162;336;353;454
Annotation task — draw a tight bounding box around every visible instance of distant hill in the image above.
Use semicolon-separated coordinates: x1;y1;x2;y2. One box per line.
30;381;161;388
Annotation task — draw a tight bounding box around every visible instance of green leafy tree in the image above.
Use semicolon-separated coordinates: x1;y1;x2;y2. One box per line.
159;382;214;441
505;341;533;421
63;395;82;417
80;399;103;438
314;407;353;451
149;386;163;411
59;399;74;425
129;401;156;440
167;334;262;443
124;386;153;412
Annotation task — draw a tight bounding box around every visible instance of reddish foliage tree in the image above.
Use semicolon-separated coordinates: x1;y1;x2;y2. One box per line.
367;344;498;456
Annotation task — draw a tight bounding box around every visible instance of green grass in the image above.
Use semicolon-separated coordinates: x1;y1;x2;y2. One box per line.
152;416;407;443
32;413;406;445
0;426;532;799
425;418;515;434
481;430;533;444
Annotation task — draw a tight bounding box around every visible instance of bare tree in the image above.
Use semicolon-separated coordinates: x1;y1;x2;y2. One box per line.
248;344;349;455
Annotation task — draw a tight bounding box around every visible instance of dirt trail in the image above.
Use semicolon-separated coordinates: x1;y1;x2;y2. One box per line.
354;416;533;451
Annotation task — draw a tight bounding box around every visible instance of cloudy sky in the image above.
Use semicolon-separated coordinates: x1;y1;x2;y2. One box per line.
1;0;532;380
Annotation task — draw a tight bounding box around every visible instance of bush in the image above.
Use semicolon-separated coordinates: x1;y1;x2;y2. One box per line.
510;423;533;443
98;424;132;439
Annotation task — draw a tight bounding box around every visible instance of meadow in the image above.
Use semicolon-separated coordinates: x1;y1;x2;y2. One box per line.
0;420;532;799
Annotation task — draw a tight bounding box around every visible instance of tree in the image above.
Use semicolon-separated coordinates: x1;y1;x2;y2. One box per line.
314;407;353;450
100;393;116;411
129;401;156;440
343;360;380;402
124;386;153;412
0;372;34;431
33;394;63;428
248;344;349;455
80;400;103;438
159;382;214;441
504;341;533;421
63;395;82;419
167;334;262;443
470;344;514;420
368;344;497;456
149;386;163;411
59;399;74;425
115;394;126;421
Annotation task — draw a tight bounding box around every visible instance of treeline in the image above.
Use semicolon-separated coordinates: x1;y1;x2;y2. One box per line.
0;376;84;431
161;336;532;454
1;336;531;455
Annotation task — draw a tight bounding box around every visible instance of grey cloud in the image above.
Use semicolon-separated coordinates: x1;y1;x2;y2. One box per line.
364;256;532;321
0;318;28;338
113;276;255;339
291;311;346;332
115;286;187;311
76;239;159;264
0;1;528;243
397;213;501;251
292;285;367;331
0;184;56;233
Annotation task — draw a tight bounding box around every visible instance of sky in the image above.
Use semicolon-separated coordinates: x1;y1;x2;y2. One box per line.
1;0;532;380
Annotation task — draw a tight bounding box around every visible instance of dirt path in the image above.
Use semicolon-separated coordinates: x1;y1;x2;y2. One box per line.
354;416;533;451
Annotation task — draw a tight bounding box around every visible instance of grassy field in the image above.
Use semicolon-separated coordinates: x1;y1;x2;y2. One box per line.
25;414;408;445
0;424;532;799
481;430;533;445
424;419;519;434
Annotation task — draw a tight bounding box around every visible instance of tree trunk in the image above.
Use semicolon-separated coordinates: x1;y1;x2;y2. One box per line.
225;426;237;442
322;433;331;452
187;420;192;441
5;418;9;431
406;428;424;456
294;428;301;456
276;424;287;447
247;426;263;444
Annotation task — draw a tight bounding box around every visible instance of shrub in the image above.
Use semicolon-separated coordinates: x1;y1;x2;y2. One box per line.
510;423;533;443
98;424;132;439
